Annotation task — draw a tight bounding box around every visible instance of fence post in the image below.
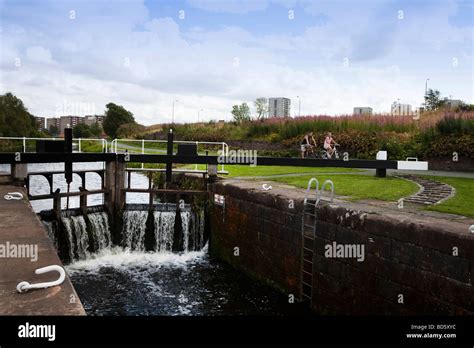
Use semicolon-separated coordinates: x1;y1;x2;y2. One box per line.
195;141;198;171
165;129;173;184
142;139;145;169
376;151;387;178
22;137;26;152
78;138;82;153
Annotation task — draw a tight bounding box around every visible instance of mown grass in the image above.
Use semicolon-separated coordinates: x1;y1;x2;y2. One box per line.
178;164;361;176
269;174;418;201
424;176;474;218
224;165;361;177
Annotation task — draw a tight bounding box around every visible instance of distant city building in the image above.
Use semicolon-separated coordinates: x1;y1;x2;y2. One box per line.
33;117;46;131
59;116;82;133
268;97;291;118
353;107;373;115
84;114;105;126
445;99;463;109
391;101;412;116
45;115;105;135
46;117;60;133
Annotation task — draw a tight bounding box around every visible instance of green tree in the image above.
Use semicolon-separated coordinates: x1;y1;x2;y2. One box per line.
231;103;251;123
424;89;448;111
103;103;135;138
0;92;35;136
73;123;92;138
254;98;268;120
89;123;103;137
48;125;59;136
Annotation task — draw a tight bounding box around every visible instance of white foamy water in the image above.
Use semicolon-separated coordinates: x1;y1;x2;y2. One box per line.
66;243;208;275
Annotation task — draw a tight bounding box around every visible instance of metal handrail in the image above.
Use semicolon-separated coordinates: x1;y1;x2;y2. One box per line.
319;179;334;204
111;138;228;172
304;178;319;205
0;136;107;153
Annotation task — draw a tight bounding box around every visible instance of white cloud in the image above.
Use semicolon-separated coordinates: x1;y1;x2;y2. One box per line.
0;0;471;125
26;46;54;63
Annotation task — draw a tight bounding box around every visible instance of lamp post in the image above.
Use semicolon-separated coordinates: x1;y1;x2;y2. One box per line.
172;100;179;124
425;78;430;96
198;108;203;123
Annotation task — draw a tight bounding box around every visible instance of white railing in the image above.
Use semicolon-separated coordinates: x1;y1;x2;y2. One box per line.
110;138;228;172
0;137;107;153
0;136;226;171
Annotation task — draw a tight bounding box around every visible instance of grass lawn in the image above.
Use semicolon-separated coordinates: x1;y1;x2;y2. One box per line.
179;164;361;176
224;165;361;177
424;176;474;218
269;174;418;201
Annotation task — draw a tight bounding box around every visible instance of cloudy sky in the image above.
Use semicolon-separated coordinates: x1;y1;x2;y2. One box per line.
0;0;472;125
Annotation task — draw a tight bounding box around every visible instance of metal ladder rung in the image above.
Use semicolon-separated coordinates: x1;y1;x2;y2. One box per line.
302;281;312;287
303;260;313;265
303;212;317;217
303;224;315;228
302;270;312;276
303;247;313;252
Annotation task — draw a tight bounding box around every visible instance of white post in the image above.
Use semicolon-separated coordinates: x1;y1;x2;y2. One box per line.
195;141;198;170
221;143;225;172
78;138;82;153
142;139;145;169
23;137;26;152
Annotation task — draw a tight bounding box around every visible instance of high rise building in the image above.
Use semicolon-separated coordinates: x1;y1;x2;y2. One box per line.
33;117;46;131
268;97;291;118
391;101;412;116
45;115;105;135
353;107;373;115
445;99;463;109
46;117;60;133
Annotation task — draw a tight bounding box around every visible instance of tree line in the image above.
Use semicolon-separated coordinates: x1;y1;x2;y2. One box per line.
0;93;142;139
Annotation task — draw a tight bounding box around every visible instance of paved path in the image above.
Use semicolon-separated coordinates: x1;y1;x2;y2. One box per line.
0;185;85;315
396;175;455;205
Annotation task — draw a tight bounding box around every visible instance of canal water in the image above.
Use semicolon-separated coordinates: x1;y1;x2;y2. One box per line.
0;163;312;316
67;246;310;316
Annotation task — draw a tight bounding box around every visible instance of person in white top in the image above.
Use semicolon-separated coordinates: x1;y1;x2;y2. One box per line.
323;132;336;159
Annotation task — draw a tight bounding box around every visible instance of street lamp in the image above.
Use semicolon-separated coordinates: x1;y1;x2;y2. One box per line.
172;100;179;124
198;108;203;123
425;78;430;96
296;96;301;117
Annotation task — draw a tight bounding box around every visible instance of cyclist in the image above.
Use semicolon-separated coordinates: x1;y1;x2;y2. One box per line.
323;132;336;159
300;132;317;158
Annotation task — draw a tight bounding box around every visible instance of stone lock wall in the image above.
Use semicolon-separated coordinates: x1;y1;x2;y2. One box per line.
209;180;474;315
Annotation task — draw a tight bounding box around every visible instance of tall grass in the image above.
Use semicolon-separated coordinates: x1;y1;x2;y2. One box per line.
247;114;417;140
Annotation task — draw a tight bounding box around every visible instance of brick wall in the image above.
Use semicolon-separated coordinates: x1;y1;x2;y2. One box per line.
209;180;474;315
